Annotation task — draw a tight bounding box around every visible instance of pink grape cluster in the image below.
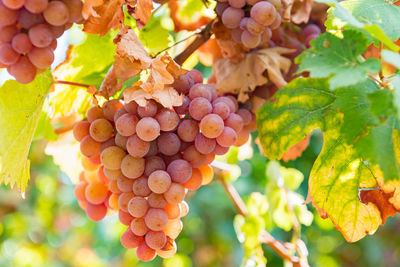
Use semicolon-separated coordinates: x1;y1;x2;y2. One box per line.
72;70;256;262
216;0;282;49
0;0;83;84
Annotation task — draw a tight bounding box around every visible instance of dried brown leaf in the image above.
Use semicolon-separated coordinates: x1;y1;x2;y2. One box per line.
212;47;294;102
360;188;400;224
82;0;125;36
212;19;245;63
100;27;151;97
134;0;153;25
282;0;313;24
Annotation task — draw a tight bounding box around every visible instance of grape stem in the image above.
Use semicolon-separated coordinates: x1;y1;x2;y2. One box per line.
174;19;215;65
216;175;302;266
53;80;91;88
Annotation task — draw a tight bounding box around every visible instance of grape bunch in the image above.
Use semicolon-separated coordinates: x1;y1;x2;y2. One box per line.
72;69;256;261
0;0;83;84
216;0;282;49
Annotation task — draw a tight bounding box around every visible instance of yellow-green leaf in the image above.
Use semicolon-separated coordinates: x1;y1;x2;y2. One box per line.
0;71;53;191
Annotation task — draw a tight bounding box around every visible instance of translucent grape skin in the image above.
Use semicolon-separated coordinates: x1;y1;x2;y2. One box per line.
119;210;134;226
228;0;246;8
116;113;138;136
221;7;244;29
183;145;206;168
157;133;181;156
0;2;18;26
225;113;244;133
167;159;192;184
164;183;186;204
0;43;20;65
200;114;225;139
241;30;261;48
64;0;83;23
250;1;277;26
136;242;156;262
117;176;135;193
12;33;33;54
127;134;150;158
118;192;135;212
216;127;237;147
155;109;179;131
177;119;199;142
182;168;203;191
80;136;101;157
86;203;107;222
121;155;145;179
121;228;144;249
87;106;105;122
132;177;152;197
189;97;212;121
85;181;108;204
189;84;213;101
164;202;180;219
3;0;25;9
128;197;149;218
173;95;190;115
212;102;231;120
136;117;161;142
145;156;166;177
145;208;169;231
195;134;216;154
148;170;172;194
0;25;19;43
100;146;126;170
72;121;91;141
89;118;114;142
148;193;167;208
137;100;158;118
29;24;53;48
145;231;167;250
131;218;149;236
43;0;70;26
103;99;124;121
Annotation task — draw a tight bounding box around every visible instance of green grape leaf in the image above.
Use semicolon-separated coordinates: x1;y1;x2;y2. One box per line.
389;74;400;121
257;78;400;241
317;0;400;51
296;30;381;89
50;32;116;116
0;71;53;191
33;111;58;141
139;13;172;55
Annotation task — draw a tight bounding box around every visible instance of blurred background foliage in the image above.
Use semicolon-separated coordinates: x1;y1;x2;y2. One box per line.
0;131;399;267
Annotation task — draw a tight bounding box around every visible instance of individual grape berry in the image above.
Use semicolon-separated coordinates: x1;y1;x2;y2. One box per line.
215;1;229;16
195;133;216;154
148;193;167;208
250;1;277;26
85;181;109;204
228;0;246;8
212;102;231;120
0;2;18;26
148;170;172;194
136;117;161;142
87;106;105;122
74;182;87;201
172;73;193;94
0;25;19;43
189;97;212;121
188;69;203;84
131;218;149;236
28;24;53;48
177;119;199;142
86;203;107;222
80;136;101;157
121;155;145;179
173;95;190;115
182;168;203;191
199;164;214;185
164;202;180;219
183;145;206;168
116;175;135;193
64;0;83;23
3;0;25;9
101;146;126;170
302;24;321;38
155;108;179;131
132;177;152;197
128;197;149;218
163;219;182;239
103;99;124;121
189;84;213;101
216;127;237;147
11;33;33;54
138;100;158;117
237;108;252;125
167;159;192;184
214;144;230;155
224;113;244;133
145;231;167;250
127;134;150;158
145;208;169;231
0;43;20;65
136;242;156;262
43;0;70;26
246;18;264;35
222;7;244;29
180;201;189;217
200;114;224;138
89;118;114;142
241;30;261;48
115;133;128;150
121;228;143;249
145;156;166;176
116;113;138;136
164;183;185;204
119;210;134;226
157;133;181;156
